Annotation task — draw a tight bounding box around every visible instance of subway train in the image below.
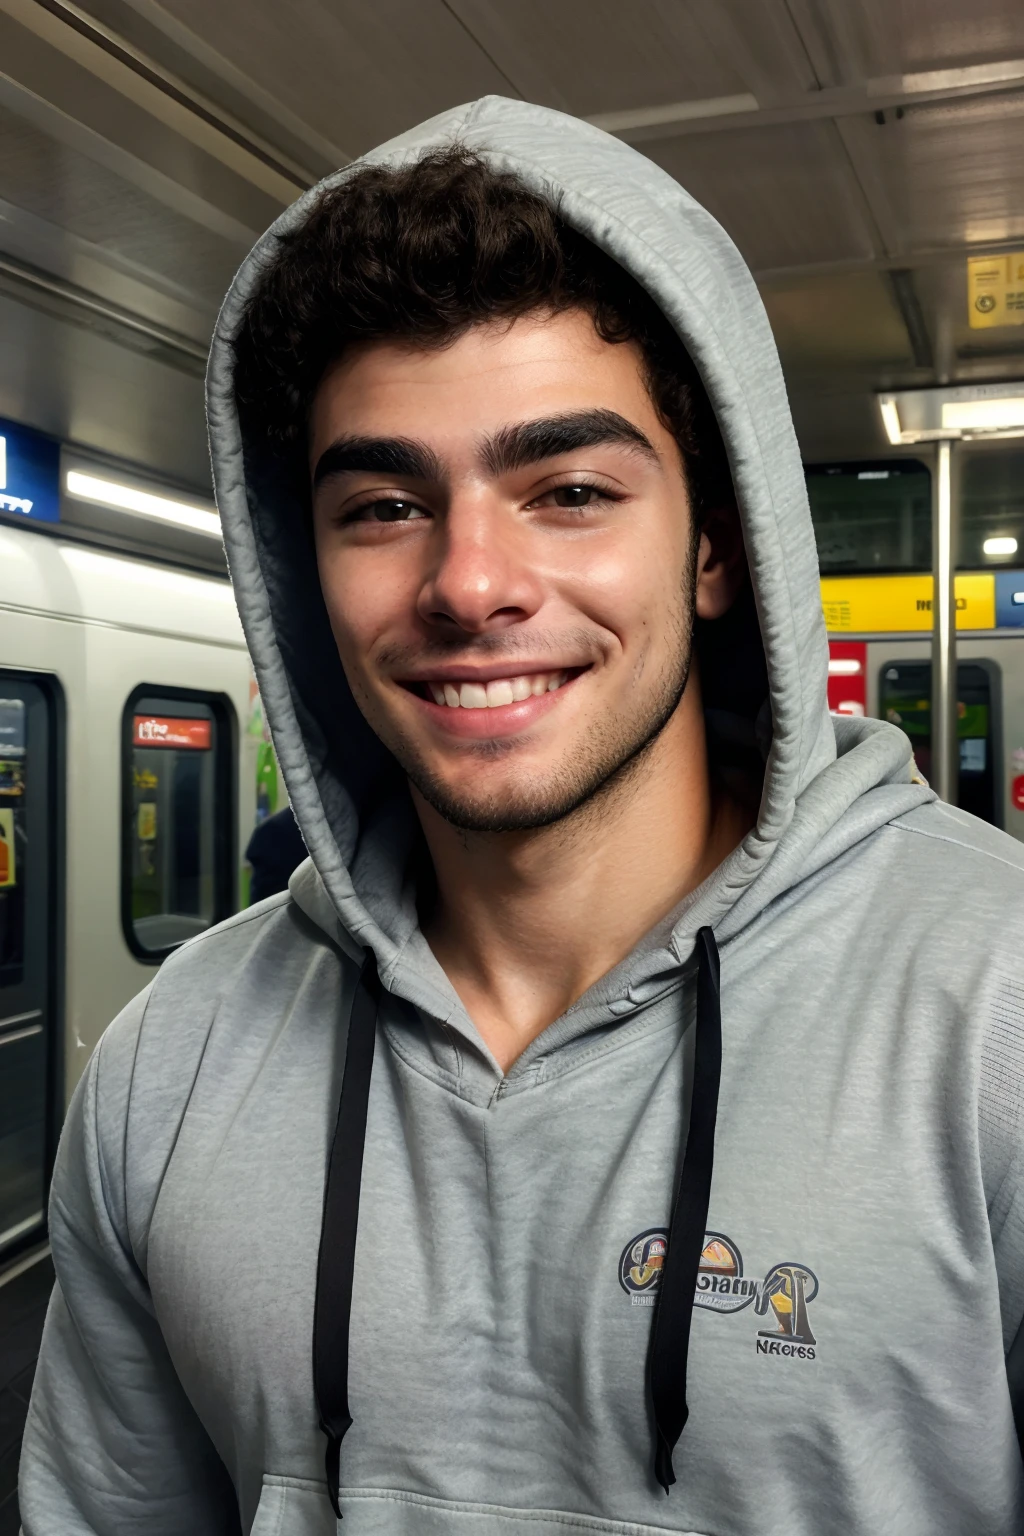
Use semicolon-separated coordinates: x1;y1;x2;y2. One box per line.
0;511;272;1265
3;450;1024;1271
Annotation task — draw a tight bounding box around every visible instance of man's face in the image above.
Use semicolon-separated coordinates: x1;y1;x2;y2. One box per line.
310;309;717;832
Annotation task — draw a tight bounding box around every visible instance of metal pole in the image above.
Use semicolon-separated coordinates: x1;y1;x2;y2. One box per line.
931;439;958;803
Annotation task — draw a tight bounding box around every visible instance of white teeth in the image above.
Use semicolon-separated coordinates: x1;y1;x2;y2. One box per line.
424;671;573;707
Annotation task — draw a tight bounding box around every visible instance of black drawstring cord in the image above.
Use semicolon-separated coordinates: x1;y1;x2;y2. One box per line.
648;925;723;1493
313;952;381;1519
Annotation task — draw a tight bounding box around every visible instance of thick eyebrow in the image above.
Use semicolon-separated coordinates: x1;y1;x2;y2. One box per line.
481;409;660;477
312;436;444;490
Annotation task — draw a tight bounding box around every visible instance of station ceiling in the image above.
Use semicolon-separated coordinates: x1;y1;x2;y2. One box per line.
0;0;1022;491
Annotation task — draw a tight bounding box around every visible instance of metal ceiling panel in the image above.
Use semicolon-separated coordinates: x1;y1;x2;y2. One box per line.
786;0;1024;85
761;270;915;374
145;0;517;158
841;94;1024;254
645;120;878;272
443;0;754;117
0;101;243;308
0;288;211;489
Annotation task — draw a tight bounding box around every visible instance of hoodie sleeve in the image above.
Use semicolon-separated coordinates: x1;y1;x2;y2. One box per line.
18;991;242;1535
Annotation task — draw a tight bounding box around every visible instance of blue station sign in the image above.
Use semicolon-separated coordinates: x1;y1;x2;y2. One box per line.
0;417;60;523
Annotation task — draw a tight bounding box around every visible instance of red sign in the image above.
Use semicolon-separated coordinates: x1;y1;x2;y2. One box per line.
827;640;867;718
1012;775;1024;812
133;715;211;750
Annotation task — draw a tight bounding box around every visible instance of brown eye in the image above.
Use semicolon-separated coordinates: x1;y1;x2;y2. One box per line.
360;500;426;522
552;485;597;507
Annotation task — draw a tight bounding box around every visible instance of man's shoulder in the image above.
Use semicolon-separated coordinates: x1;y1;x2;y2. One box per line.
129;888;348;1051
879;799;1024;908
84;891;352;1258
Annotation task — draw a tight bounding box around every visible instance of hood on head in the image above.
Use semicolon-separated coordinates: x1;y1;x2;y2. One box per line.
207;95;928;968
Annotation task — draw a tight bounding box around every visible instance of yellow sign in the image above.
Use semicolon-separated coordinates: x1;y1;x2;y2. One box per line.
0;808;15;888
967;252;1024;329
137;802;157;842
821;573;995;634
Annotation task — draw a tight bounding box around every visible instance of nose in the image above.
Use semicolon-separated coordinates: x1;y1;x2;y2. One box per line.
416;497;544;634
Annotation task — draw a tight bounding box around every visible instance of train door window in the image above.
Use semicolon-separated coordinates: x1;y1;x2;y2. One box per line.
0;673;63;1261
959;447;1024;570
806;460;931;573
123;688;235;961
879;661;1000;826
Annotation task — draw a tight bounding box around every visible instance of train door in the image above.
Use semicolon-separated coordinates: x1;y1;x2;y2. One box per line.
0;673;62;1261
878;659;1000;826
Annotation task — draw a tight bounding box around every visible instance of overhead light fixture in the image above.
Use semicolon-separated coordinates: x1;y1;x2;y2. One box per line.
878;383;1024;445
65;470;221;537
983;536;1018;557
879;399;903;446
942;398;1024;432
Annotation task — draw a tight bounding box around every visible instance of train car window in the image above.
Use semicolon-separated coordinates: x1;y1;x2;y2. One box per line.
123;687;236;962
879;661;1000;827
0;673;63;1261
960;447;1024;570
806;460;931;573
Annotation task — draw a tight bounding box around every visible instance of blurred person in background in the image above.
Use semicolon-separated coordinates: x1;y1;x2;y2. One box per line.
20;99;1024;1535
245;805;307;904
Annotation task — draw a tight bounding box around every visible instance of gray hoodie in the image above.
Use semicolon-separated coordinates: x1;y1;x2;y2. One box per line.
19;96;1024;1536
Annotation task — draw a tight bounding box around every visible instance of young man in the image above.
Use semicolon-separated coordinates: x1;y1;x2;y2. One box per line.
20;97;1024;1535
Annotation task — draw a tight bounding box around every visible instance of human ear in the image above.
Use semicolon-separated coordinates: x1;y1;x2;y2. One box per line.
694;503;747;620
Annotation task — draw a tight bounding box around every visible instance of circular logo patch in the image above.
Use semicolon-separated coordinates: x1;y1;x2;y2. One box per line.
619;1228;668;1295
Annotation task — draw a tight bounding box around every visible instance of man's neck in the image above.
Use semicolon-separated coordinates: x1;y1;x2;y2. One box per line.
416;688;755;1073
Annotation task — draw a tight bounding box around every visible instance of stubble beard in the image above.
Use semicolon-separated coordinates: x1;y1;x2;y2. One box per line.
371;549;700;835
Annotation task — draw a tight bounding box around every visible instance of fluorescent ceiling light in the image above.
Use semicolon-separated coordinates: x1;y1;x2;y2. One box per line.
828;658;863;676
942;398;1024;431
857;470;889;480
65;470;221;537
879;399;902;445
983;536;1018;556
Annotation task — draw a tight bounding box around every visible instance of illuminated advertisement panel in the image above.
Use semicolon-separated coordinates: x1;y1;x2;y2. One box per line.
133;716;212;750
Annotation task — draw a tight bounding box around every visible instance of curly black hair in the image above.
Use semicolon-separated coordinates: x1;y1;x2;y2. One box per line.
233;147;733;512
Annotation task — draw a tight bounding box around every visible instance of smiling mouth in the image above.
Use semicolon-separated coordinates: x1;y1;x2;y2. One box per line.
403;668;583;709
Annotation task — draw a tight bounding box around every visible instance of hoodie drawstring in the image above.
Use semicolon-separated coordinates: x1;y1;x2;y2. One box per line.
648;924;723;1493
313;951;380;1519
312;929;722;1514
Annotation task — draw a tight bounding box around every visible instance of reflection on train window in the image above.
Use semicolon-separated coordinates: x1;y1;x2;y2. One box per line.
880;661;999;827
960;448;1024;569
806;460;931;573
123;689;235;960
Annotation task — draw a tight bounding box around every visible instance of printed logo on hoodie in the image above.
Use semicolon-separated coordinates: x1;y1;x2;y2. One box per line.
620;1229;819;1356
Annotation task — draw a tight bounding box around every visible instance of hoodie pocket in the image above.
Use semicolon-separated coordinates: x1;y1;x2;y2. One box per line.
250;1477;711;1535
250;1475;337;1535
